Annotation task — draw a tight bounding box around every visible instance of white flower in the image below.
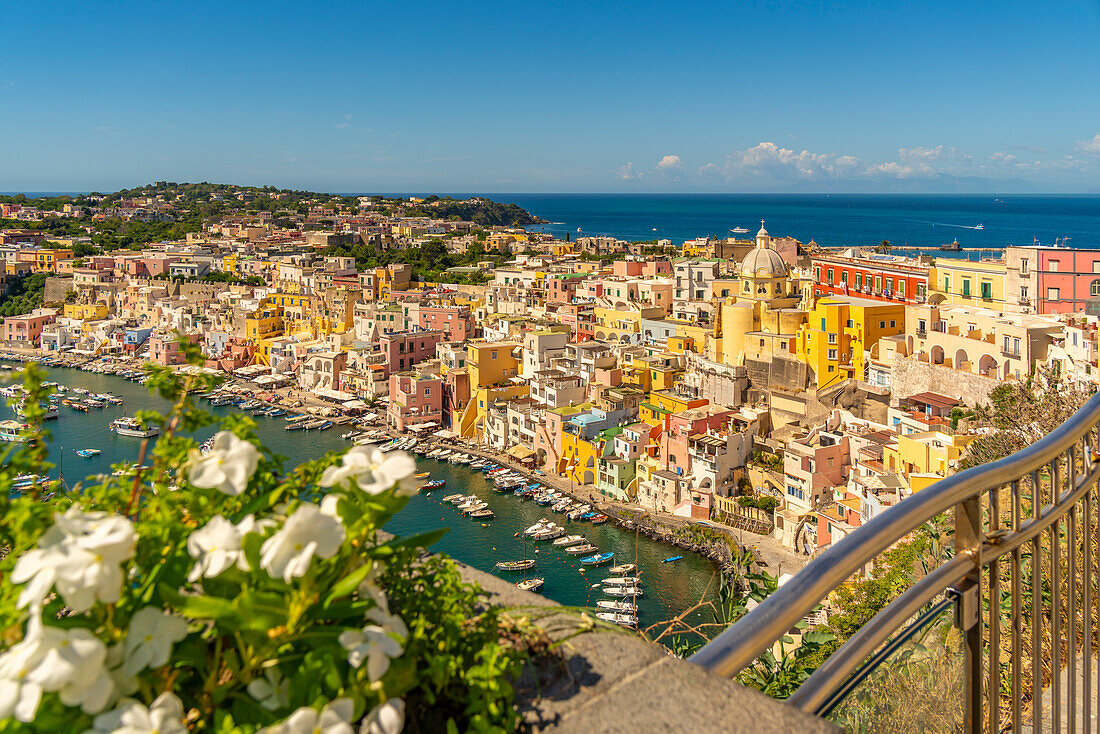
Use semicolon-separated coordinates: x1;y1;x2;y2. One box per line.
319;446;417;495
260;502;346;583
366;605;408;642
11;507;136;612
187;515;257;581
88;692;187;734
356;563;387;608
361;699;405;734
260;698;354;734
121;608;189;676
338;622;405;682
187;430;260;496
0;616;51;722
0;615;114;722
247;667;290;711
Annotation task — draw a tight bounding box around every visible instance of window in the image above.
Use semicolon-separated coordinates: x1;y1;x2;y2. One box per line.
917;283;926;297
846;319;854;328
1048;287;1060;300
879;321;886;328
1091;279;1100;297
943;276;950;293
855;274;863;289
897;281;905;297
890;320;896;327
828;333;837;344
1021;287;1029;299
1050;260;1060;272
918;319;926;333
827;269;834;284
828;349;838;360
1003;335;1011;352
874;276;882;291
981;282;993;300
840;271;848;284
1021;258;1029;274
424;386;431;396
962;279;971;297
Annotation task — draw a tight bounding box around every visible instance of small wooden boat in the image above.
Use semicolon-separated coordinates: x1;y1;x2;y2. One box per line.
662;555;683;563
517;578;545;593
76;448;101;458
414;472;431;480
420;479;445;491
590;514;609;525
470;508;494;519
603;576;640;586
580;552;614;566
566;543;599;555
596;600;637;613
495;559;536;572
442;493;464;503
552;534;587;547
608;564;636;575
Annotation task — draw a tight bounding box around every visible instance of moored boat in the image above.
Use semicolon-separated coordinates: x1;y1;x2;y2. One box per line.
517;578;545;593
580;552;614;566
76;448;101;458
495;559;536;572
110;417;159;438
565;543;599;555
608;563;636;575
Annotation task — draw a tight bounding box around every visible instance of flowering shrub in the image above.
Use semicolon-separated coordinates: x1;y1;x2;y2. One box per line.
0;361;532;732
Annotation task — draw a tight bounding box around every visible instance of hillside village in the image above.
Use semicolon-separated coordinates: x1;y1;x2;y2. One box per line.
1;186;1097;558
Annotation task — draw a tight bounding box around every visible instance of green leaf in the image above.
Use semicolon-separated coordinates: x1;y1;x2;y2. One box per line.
323;564;373;608
233;588;290;631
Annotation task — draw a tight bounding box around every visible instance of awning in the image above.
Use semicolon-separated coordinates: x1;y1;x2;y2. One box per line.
434;429;457;439
314;387;355;402
407;422;438;433
507;445;536;460
342;400;367;410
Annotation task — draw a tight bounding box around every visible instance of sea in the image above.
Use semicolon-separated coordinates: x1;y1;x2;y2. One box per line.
5;365;722;645
488;194;1100;260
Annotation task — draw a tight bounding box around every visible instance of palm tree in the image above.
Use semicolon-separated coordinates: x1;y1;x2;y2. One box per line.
878;239;892;254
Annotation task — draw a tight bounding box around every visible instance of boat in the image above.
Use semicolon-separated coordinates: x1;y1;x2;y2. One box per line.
420;479;445;491
974;223;985;230
470;508;494;519
603;576;640;586
662;555;683;563
267;408;286;417
517;578;545;593
552;534;587;547
566;543;599;555
495;559;536;572
608;564;636;575
590;514;609;525
731;226;750;233
110;417;159;438
596;600;637;613
76;448;101;458
523;519;552;535
595;612;637;628
461;502;488;515
604;586;643;598
580;552;615;566
531;526;564;541
442;493;464;503
84;398;107;408
0;420;28;443
414;471;431;480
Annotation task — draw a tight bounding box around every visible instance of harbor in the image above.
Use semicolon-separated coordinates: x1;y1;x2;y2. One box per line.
2;360;722;643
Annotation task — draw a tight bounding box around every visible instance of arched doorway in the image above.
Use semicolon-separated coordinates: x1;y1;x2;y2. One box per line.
931;345;945;365
954;348;969;370
582;470;595;485
978;354;998;377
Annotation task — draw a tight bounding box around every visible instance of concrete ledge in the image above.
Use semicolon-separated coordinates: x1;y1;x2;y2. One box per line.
457;561;840;734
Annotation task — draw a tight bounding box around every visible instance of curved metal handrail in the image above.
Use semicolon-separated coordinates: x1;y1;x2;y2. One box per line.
689;391;1100;680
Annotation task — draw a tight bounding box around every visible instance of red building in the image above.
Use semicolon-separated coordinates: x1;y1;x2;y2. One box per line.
379;330;444;377
811;253;930;305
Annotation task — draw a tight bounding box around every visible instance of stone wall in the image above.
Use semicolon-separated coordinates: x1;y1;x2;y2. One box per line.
682;352;749;407
44;276;74;305
891;354;999;407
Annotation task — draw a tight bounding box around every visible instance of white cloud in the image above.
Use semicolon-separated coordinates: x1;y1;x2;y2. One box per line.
612;162;642;180
989;151;1016;164
1077;134;1100;156
655;154;682;171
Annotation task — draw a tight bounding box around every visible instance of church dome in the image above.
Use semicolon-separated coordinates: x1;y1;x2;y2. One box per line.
756;224;769;238
741;245;787;277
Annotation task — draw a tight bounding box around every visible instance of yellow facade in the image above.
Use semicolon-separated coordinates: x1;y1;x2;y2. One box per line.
883;431;977;490
468;341;520;388
594;306;644;342
245;305;284;344
929;260;1008;308
795;296;905;388
63;303;109;321
31;249;74;273
639;390;707;425
559;430;613;485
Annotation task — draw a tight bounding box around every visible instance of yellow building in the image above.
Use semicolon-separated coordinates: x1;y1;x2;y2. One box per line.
468;341;520;388
929;259;1008;308
883;430;977;491
795;295;905;388
245;304;284;344
639;390;707;425
31;249;74;273
594;304;664;343
451;341;526;439
560;429;615;485
63;303;109;321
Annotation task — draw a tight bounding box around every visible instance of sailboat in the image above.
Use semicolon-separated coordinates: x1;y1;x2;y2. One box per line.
514;535;545;593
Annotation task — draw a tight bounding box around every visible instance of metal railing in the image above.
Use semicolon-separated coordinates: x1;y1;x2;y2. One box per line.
691;391;1100;732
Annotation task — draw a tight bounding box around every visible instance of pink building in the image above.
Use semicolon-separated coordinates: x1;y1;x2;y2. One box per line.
2;309;56;345
148;332;200;365
388;372;443;431
659;404;730;478
557;302;596;341
1011;247;1100;315
612;260;645;278
379;330;444;377
415;305;475;342
643;259;673;277
576;280;604;300
548;275;585;305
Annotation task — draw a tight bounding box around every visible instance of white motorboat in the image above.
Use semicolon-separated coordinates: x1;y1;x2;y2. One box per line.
603;576;640;586
523;519;552;535
604;586;643;598
566;543;599;555
517;577;545;592
596;600;637;613
110;417;159;438
531;526;564;541
552;534;587;547
608;564;637;575
596;612;638;628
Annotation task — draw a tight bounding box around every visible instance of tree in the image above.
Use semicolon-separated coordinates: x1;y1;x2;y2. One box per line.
878;239;892;254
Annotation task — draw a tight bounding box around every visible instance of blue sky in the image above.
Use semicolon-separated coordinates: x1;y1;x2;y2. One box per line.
3;0;1100;193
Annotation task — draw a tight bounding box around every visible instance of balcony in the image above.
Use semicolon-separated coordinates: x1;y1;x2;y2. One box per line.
689;392;1100;732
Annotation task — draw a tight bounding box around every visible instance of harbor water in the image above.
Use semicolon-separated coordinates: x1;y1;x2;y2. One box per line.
7;365;722;643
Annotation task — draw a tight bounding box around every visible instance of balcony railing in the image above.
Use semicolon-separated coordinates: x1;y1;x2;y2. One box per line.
691;391;1100;733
